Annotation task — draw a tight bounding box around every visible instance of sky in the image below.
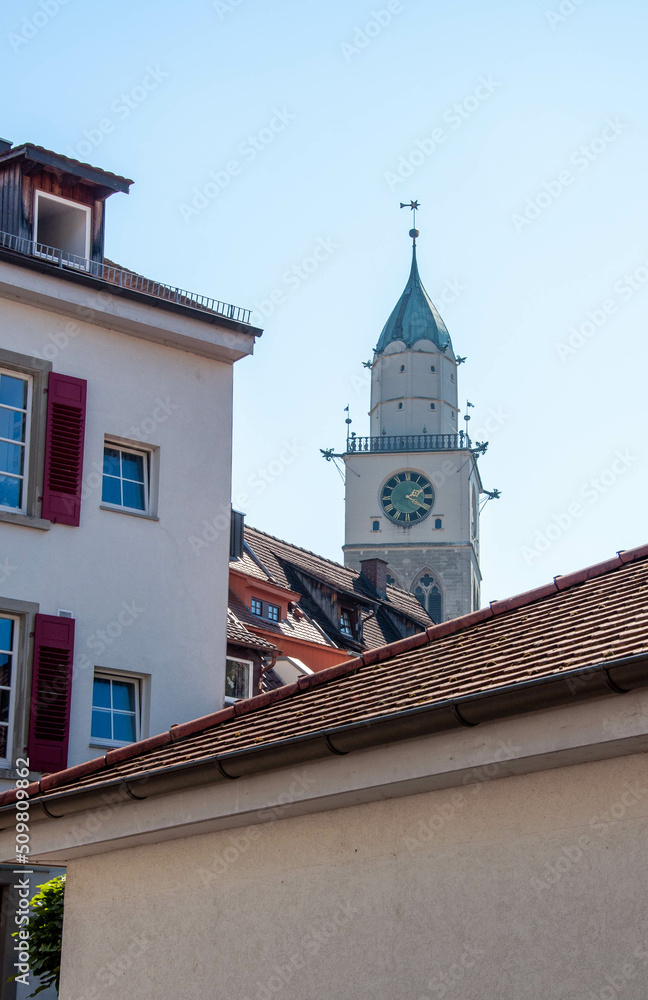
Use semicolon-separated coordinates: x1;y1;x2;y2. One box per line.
2;0;648;605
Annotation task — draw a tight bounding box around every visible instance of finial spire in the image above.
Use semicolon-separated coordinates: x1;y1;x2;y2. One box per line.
400;200;420;246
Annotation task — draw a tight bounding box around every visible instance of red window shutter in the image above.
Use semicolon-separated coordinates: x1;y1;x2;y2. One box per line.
41;372;87;526
27;614;75;774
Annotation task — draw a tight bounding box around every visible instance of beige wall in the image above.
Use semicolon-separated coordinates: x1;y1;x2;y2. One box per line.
58;750;648;1000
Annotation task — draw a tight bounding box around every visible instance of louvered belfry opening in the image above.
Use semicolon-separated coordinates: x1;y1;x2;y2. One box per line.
41;372;87;526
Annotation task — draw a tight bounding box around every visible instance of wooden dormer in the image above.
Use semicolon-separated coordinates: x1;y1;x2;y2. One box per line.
0;140;132;264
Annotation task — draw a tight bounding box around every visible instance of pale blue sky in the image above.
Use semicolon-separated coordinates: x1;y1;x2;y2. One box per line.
3;0;647;603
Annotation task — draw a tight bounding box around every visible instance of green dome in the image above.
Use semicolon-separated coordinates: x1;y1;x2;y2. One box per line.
375;247;452;355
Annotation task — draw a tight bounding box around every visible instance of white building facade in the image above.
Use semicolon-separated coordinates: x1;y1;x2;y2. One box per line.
343;240;482;621
0;140;260;792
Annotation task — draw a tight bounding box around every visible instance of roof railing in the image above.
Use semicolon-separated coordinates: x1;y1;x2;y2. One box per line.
0;229;252;325
346;432;471;453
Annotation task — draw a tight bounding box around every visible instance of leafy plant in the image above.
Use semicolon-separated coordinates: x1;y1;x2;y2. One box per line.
11;875;65;997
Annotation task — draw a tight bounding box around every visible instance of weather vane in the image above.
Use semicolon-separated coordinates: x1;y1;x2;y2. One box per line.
400;200;420;245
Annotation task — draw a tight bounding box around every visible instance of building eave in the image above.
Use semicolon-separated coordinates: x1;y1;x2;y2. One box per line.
0;255;261;363
3;659;648;864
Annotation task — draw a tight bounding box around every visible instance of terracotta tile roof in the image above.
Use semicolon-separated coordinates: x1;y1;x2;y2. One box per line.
230;548;275;584
261;668;285;693
8;544;648;806
228;588;333;648
226;604;277;651
244;525;432;637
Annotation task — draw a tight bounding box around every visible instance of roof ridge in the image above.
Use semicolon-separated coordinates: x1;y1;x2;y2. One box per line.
245;524;424;604
245;525;359;574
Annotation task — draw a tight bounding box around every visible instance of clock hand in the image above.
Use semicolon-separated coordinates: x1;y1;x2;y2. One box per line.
406;493;428;509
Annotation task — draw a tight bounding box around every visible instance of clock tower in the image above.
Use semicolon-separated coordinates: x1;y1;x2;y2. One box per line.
342;220;483;622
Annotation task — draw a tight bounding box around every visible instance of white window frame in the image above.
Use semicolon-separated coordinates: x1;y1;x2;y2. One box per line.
101;442;151;516
90;671;141;748
34;190;91;266
0;615;19;767
0;369;32;516
224;657;254;704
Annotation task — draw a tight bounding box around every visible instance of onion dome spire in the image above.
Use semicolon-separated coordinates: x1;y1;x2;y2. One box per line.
375;202;452;355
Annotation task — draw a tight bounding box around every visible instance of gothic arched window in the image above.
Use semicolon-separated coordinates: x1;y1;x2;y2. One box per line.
414;571;443;624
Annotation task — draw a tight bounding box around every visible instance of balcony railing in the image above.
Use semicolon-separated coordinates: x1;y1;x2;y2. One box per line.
346;432;471;453
0;229;252;325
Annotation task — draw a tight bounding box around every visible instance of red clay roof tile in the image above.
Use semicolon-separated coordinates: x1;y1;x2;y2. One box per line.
5;543;648;807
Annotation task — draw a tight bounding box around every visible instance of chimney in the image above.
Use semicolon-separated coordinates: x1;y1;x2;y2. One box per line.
360;558;388;597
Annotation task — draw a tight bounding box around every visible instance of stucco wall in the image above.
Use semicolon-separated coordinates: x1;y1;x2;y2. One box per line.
57;750;648;1000
0;289;236;775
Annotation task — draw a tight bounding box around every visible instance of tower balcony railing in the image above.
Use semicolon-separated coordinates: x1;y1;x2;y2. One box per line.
0;228;252;325
346;432;471;453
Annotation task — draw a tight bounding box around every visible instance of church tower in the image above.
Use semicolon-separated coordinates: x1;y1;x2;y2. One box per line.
343;214;483;622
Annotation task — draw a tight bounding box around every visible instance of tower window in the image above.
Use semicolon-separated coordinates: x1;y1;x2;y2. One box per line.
398;402;403;409
414;572;443;624
430;365;436;372
372;520;380;532
435;518;442;529
430;403;435;410
400;365;405;372
450;374;455;382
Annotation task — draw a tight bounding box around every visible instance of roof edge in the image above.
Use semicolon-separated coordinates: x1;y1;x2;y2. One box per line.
6;541;647;807
0;144;133;193
4;652;648;817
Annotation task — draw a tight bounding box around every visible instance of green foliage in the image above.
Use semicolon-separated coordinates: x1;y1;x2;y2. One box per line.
11;875;66;997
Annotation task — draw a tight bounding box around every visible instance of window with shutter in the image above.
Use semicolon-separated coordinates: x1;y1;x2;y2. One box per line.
41;372;87;526
28;614;75;774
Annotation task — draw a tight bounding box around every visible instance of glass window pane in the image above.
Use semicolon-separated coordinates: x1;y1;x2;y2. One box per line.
112;680;135;713
0;375;27;410
101;475;121;505
0;725;7;759
0;475;21;509
92;677;111;709
0;653;12;688
0;441;24;476
121;452;144;483
103;447;121;477
225;660;250;701
0;618;13;653
91;709;111;740
0;690;10;724
0;408;25;443
122;479;145;510
113;712;136;743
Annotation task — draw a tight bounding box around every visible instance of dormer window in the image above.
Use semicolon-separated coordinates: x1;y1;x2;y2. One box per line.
35;191;90;263
340;609;354;636
250;597;280;622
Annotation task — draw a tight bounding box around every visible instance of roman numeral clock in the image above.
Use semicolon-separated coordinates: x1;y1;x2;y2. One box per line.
380;471;435;523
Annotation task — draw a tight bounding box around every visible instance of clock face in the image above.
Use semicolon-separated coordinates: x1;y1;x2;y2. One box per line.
380;471;435;523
